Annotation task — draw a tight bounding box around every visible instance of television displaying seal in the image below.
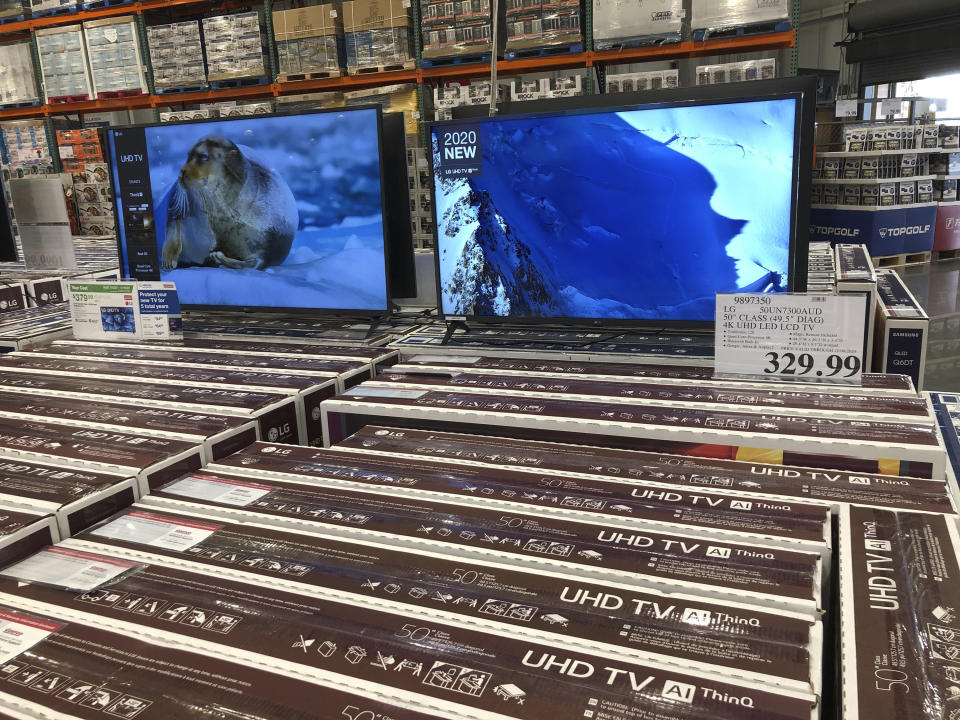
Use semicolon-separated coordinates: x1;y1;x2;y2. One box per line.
140;110;389;312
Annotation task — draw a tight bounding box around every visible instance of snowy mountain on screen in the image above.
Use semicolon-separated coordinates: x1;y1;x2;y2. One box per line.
436;101;794;321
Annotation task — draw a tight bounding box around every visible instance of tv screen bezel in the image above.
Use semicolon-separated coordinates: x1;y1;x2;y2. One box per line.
429;76;815;329
107;104;394;316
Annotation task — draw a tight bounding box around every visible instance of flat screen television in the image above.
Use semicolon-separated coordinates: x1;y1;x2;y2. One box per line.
431;77;815;327
107;106;391;314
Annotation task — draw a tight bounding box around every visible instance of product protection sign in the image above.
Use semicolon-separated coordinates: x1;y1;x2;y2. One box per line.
435;126;482;179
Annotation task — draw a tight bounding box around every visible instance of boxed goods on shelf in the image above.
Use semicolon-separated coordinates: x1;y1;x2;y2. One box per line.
35;24;93;102
0;543;824;706
273;3;344;78
0;455;133;537
873;269;928;391
505;0;582;57
606;68;678;93
83;16;148;98
337;425;956;515
342;0;414;71
0;282;26;314
0;0;24;20
691;0;789;35
345;83;418;134
322;384;945;478
0;41;40;107
146;20;206;90
420;0;495;62
593;0;681;49
0;505;57;565
159;108;214;123
696;58;776;85
202;11;267;82
29;0;76;14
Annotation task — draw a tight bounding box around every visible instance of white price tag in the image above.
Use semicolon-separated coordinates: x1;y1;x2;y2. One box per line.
715;293;867;384
835;99;858;118
880;99;901;117
0;608;62;665
330;8;338;17
1;547;138;592
163;474;275;507
89;511;220;551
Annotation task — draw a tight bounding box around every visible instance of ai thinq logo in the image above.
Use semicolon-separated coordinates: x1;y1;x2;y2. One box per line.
811;224;861;238
878;224;930;239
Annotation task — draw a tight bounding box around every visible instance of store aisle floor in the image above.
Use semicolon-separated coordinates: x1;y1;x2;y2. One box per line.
898;258;960;392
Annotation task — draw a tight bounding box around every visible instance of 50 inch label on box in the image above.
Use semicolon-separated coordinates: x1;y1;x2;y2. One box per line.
715;293;867;384
436;127;482;178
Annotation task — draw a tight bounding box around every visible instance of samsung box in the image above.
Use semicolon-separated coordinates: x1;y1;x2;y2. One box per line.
873;269;928;391
322;385;944;478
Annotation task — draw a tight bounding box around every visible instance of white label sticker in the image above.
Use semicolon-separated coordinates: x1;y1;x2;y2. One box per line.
163;474;275;507
330;8;338;16
1;547;138;592
880;98;901;118
715;293;867;384
346;386;428;399
0;608;62;666
409;354;480;364
89;511;220;551
835;99;858;118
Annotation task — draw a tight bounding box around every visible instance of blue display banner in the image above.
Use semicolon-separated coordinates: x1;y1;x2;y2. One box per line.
809;205;937;257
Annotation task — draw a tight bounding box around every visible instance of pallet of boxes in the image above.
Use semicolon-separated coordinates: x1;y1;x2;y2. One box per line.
343;0;415;74
202;11;268;86
273;3;345;81
57;129;115;238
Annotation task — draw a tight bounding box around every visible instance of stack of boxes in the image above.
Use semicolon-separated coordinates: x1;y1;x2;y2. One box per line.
695;58;777;85
0;41;40;107
146;21;207;91
0;0;24;21
35;24;94;102
932;147;959;202
343;0;414;71
606;68;678;93
28;0;77;14
202;11;267;83
505;0;582;56
690;0;789;36
420;0;494;61
408;146;433;249
273;3;345;79
345;82;418;135
83;16;148;98
593;0;682;49
0;121;54;174
57;129;115;237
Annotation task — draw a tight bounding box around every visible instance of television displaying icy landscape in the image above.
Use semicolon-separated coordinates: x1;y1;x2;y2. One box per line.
146;110;388;311
432;98;799;322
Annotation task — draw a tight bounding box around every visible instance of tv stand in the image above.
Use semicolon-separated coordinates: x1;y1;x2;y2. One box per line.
440;319;470;345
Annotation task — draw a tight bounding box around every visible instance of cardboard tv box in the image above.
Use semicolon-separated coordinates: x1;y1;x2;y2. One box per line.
0;369;299;448
321;386;946;479
0;353;338;446
335;425;955;517
0;505;58;568
0;454;134;537
873;269;928;392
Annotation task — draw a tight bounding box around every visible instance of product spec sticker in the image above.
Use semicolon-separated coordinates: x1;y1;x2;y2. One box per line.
0;608;62;665
715;292;867;384
409;355;480;364
346;387;428;400
163;474;275;507
89;512;220;552
0;547;139;592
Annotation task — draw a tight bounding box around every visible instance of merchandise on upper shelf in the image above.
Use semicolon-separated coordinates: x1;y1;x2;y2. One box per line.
35;24;94;102
696;58;776;85
690;0;789;36
202;11;267;82
342;0;414;71
83;16;149;98
420;0;496;61
146;21;207;90
505;0;582;57
273;3;345;79
606;68;679;93
0;41;40;107
593;0;682;50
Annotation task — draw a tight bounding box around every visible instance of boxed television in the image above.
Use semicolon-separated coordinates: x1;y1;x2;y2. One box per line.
83;16;148;98
342;0;414;70
336;425;956;516
420;0;496;61
0;40;40;107
202;11;266;81
691;0;788;33
321;385;945;478
0;545;824;706
146;21;207;90
0;369;301;446
873;269;928;391
34;24;94;102
0;504;57;567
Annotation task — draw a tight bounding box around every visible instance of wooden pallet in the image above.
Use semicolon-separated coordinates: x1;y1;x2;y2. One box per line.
47;93;91;104
278;70;342;82
97;88;145;100
347;59;416;76
873;250;932;268
934;248;960;262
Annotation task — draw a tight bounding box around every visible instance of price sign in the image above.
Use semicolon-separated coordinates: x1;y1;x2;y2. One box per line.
880;99;901;117
715;293;867;384
835;99;858;118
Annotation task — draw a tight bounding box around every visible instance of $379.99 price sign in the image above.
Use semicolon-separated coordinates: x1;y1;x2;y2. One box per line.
715;293;867;384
